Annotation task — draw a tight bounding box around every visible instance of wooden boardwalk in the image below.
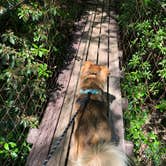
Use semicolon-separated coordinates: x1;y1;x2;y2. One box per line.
26;0;133;165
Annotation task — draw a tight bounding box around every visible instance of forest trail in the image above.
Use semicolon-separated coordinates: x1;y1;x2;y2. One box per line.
26;0;132;165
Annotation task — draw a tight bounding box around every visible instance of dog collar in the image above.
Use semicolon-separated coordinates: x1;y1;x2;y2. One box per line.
80;89;102;95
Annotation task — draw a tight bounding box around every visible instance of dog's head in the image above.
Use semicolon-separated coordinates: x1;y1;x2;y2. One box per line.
80;61;109;88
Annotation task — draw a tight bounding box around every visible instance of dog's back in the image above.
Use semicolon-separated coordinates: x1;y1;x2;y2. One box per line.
70;61;128;166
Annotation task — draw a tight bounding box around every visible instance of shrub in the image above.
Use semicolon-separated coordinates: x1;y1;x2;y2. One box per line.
117;0;166;165
0;0;83;164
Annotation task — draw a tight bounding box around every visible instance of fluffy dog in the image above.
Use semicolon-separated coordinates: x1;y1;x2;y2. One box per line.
69;61;128;166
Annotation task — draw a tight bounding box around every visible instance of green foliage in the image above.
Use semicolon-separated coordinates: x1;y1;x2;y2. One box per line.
1;141;19;159
155;100;166;112
18;3;43;22
118;0;166;165
0;138;31;164
31;44;49;58
0;0;84;165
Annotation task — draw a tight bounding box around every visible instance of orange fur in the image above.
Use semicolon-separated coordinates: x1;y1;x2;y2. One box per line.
70;61;128;166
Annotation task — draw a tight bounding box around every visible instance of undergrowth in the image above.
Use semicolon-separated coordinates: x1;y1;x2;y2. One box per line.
0;0;83;165
117;0;166;165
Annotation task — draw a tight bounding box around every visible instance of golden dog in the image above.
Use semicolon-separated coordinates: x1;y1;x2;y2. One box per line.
69;61;128;166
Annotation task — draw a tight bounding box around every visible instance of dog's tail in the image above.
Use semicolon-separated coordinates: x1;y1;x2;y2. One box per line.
74;143;128;166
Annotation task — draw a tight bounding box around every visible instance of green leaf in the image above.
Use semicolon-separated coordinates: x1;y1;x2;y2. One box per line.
9;37;15;45
32;44;38;49
9;142;16;148
38;51;43;57
11;151;18;158
155;100;166;112
4;143;9;151
143;0;151;6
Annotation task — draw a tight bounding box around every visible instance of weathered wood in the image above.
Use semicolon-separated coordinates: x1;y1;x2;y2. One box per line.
121;98;128;110
26;85;70;166
97;0;109;66
108;8;125;151
97;0;109;84
125;141;134;156
27;128;39;144
87;7;103;62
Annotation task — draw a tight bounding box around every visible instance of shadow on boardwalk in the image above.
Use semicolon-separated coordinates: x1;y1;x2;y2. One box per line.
26;1;133;166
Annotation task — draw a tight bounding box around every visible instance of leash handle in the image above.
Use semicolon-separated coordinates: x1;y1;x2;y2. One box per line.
42;93;91;166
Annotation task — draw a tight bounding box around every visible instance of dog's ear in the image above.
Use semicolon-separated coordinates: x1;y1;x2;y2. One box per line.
81;61;93;74
100;66;110;82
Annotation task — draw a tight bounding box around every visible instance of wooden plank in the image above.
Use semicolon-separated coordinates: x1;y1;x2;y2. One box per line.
97;0;109;96
26;12;88;166
97;0;109;67
87;4;103;62
47;8;96;166
108;6;125;151
26;67;74;166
